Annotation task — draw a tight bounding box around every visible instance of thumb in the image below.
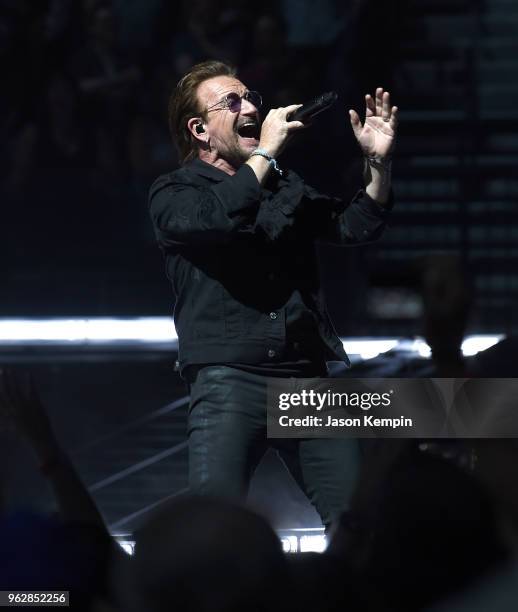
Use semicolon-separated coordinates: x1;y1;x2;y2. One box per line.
349;109;363;139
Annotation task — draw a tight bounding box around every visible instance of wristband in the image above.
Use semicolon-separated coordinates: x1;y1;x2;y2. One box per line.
249;148;283;176
364;154;393;168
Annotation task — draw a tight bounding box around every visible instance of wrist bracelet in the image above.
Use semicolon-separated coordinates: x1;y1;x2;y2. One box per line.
365;155;393;168
250;148;283;176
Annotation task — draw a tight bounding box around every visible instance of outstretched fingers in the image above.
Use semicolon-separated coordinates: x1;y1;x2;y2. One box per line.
389;105;399;131
365;93;376;117
382;91;392;121
375;87;383;116
366;88;397;121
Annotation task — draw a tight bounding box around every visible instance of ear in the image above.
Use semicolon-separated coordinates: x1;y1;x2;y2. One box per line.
187;117;207;141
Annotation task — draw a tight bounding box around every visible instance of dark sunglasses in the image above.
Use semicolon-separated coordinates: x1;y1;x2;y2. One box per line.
206;90;262;113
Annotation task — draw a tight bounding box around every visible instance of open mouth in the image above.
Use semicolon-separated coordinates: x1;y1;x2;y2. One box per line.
237;121;260;141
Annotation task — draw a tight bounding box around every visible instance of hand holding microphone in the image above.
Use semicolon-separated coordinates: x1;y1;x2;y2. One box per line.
257;91;339;159
256;104;305;159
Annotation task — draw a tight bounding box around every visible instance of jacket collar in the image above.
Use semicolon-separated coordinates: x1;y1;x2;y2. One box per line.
185;158;230;182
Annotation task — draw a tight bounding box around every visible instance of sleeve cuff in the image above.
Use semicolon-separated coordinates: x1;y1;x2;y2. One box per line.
362;187;395;213
217;163;262;216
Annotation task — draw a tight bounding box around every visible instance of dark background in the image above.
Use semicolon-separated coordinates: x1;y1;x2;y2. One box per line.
2;0;518;529
4;0;516;336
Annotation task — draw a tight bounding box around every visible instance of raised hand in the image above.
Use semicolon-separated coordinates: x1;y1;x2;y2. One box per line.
0;367;107;530
349;88;398;159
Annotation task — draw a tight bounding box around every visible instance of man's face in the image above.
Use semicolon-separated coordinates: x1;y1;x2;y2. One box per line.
196;75;261;168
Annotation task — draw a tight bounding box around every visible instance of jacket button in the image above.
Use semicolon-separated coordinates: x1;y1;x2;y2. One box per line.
268;349;276;358
269;312;278;320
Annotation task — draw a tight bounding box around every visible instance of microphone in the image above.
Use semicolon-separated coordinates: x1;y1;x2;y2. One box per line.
288;91;338;123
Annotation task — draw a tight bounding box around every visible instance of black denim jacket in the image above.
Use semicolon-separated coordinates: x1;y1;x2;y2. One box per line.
149;158;393;374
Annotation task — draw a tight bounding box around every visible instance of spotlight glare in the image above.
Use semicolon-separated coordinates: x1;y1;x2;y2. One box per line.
343;339;398;359
0;317;177;344
280;536;298;553
461;335;503;357
299;534;327;553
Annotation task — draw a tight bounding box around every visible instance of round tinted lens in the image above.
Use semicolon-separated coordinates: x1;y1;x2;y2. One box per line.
247;91;262;109
226;92;242;112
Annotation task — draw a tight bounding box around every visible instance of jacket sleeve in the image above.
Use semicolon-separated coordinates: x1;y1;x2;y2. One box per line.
149;164;263;246
303;184;395;246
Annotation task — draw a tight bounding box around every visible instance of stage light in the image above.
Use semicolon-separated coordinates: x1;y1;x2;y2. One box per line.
461;335;503;356
114;532;324;556
280;536;298;553
414;338;432;358
299;534;327;553
113;535;135;555
0;318;177;344
342;339;399;360
0;318;504;359
278;528;326;553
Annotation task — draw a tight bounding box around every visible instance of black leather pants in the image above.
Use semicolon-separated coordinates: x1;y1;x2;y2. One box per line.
187;365;360;529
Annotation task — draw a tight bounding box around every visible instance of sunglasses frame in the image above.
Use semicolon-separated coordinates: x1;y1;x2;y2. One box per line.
206;90;262;113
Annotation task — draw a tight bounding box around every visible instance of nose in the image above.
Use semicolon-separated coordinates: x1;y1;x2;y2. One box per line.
241;96;259;114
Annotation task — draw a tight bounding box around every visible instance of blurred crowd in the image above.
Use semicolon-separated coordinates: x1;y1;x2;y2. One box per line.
3;359;518;611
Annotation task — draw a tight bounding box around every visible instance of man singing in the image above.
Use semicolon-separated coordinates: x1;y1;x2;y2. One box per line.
149;61;398;529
